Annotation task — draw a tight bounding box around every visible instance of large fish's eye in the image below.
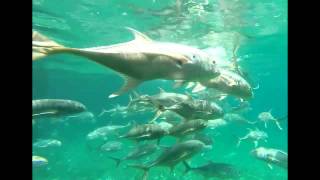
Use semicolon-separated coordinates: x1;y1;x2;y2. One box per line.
212;60;216;64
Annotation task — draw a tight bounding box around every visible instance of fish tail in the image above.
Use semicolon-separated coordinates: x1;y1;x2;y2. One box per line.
32;31;70;61
127;164;150;180
182;161;192;174
107;156;122;167
277;115;288;122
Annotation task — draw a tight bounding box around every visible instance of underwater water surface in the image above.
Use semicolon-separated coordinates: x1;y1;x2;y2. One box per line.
32;0;287;179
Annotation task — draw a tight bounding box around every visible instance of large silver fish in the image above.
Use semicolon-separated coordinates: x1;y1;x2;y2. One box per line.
32;99;87;119
33;28;220;98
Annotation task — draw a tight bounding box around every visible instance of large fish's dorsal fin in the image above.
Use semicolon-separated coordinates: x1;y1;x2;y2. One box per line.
132;90;140;99
125;27;153;43
109;75;142;98
158;87;166;94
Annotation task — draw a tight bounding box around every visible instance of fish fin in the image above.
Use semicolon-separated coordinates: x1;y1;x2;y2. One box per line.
32;111;58;117
192;83;206;93
186;82;196;89
173;80;186;88
175;152;190;161
136;134;152;139
267;163;273;170
150;110;163;123
253;83;260;90
275;121;283;130
126;121;132;127
268;156;280;163
131;90;141;99
182;161;192;174
159;145;171;151
107;156;122;167
125;27;153;43
218;94;228;101
158;87;166;94
32;31;69;61
109;75;142;98
127;164;150;180
236;139;241;147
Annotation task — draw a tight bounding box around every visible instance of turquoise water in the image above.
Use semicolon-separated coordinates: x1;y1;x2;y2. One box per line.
33;0;287;179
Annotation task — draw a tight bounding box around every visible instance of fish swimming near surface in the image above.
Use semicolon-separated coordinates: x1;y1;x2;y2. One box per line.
32;99;87;119
128;140;212;180
33;28;220;98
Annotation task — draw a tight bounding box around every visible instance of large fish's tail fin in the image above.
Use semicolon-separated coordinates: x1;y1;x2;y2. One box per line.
182;161;192;174
107;156;122;167
32;31;68;61
127;164;150;180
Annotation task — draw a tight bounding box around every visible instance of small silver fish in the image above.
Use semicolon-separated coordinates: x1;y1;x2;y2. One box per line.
33;139;62;148
32;156;48;167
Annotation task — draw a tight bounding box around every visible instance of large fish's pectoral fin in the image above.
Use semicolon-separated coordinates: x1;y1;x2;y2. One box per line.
158;87;167;94
267;163;273;170
109;75;142;98
32;111;58;118
149;110;163;123
176;152;190;161
125;27;153;43
182;128;195;135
